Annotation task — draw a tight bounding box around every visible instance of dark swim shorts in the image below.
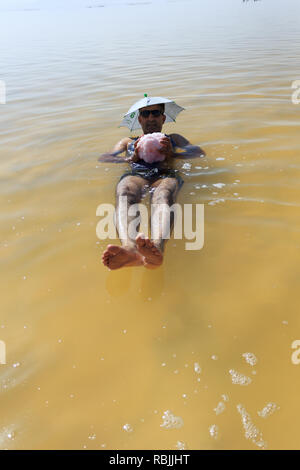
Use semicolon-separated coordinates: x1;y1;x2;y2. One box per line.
119;167;184;189
120;135;184;188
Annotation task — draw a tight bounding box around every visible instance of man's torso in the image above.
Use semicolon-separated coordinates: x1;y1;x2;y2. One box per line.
125;133;179;169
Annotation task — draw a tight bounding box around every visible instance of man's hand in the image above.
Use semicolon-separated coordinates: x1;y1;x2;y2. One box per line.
125;138;140;163
177;145;206;159
98;137;133;163
159;136;174;159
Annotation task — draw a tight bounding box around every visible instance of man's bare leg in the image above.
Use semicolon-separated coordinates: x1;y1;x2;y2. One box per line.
136;178;180;269
102;175;148;270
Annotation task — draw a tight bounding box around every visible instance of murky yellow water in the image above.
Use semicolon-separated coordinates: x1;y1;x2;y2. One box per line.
1;0;300;450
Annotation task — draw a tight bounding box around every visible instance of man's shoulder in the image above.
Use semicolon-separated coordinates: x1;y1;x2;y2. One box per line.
118;136;135;147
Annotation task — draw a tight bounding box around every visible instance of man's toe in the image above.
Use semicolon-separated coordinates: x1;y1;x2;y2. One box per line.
145;238;152;247
136;234;146;247
107;245;121;254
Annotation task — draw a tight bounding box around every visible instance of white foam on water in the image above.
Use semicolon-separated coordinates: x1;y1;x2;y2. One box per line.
229;369;252;386
237;404;267;449
176;440;186;450
122;423;133;433
257;402;280;418
242;352;258;366
194;362;201;374
0;426;17;447
208;198;225;206
214;401;226;415
160;410;184;430
182;163;192;170
209;424;219;439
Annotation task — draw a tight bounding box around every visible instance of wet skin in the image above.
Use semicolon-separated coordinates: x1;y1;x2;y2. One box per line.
101;104;203;270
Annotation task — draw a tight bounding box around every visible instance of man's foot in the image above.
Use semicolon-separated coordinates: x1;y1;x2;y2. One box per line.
102;245;143;270
135;234;163;268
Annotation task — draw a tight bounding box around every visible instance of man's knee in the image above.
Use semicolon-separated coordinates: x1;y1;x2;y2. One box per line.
116;179;141;204
152;185;177;205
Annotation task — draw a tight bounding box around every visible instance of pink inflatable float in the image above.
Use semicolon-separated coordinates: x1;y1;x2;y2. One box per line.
136;132;166;163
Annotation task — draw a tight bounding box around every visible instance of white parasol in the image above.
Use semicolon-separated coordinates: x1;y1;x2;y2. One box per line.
119;94;185;131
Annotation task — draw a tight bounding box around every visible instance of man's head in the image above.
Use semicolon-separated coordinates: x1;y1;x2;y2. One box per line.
138;103;166;134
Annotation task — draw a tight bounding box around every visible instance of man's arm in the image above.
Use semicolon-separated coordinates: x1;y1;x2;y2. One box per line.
169;133;206;159
98;137;132;163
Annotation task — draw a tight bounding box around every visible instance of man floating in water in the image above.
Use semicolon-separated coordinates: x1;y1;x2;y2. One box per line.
98;95;205;270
